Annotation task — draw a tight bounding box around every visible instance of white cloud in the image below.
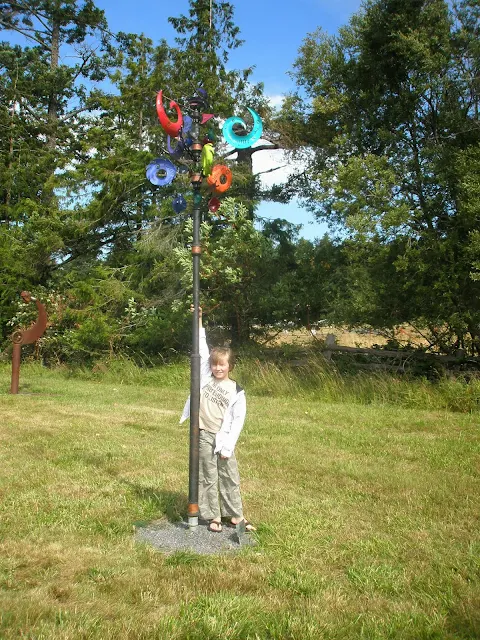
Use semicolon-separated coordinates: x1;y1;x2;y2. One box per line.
266;94;285;109
252;144;314;189
252;146;293;188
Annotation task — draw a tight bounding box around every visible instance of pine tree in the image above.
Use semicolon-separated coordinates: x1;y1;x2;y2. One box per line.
0;0;112;336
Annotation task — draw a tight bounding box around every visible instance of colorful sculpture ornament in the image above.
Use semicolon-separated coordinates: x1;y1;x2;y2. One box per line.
183;115;193;134
222;107;263;149
148;89;264;211
146;158;177;186
207;164;232;193
156;90;183;137
201;142;215;176
167;135;185;159
208;197;221;213
172;194;187;213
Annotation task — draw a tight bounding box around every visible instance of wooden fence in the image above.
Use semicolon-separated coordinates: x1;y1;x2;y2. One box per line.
320;333;480;372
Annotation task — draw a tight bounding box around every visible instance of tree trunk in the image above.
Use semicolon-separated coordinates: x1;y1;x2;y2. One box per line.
229;307;250;346
4;74;17;223
47;20;60;152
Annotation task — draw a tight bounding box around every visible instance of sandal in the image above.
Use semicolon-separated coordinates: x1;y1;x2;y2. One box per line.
227;519;256;532
207;520;222;533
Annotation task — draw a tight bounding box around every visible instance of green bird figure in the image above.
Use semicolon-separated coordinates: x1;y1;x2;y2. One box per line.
201;142;215;176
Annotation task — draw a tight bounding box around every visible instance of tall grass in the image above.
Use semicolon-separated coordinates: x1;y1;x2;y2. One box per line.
48;356;190;389
235;357;480;413
6;350;477;413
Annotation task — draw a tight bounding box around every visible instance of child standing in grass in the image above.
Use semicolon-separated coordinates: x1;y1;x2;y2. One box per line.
180;307;255;533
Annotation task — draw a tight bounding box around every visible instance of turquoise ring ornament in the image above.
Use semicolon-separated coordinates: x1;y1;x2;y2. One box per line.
172;194;187;213
146;158;177;186
167;135;185;159
156;90;183;137
222;107;263;149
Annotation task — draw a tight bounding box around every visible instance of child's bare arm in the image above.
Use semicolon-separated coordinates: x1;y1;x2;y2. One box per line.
190;305;210;374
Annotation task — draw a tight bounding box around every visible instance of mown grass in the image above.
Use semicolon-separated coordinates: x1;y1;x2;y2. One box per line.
0;361;479;639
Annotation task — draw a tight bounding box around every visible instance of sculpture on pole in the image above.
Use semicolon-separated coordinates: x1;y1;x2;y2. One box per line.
10;291;47;394
147;88;263;529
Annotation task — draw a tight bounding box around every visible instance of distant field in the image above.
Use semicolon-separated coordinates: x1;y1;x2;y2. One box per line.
271;325;429;349
0;364;478;639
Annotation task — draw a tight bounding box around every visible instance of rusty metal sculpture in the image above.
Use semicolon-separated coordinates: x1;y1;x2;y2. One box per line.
10;291;47;394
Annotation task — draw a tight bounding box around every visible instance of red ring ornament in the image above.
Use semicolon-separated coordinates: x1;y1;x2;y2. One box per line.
156;90;183;137
207;164;232;194
208;197;221;213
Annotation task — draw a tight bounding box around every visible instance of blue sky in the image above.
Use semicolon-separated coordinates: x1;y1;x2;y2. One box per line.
95;0;363;96
92;0;364;241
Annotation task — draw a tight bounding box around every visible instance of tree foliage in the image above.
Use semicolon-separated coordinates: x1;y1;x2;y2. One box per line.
1;0;479;362
287;0;480;353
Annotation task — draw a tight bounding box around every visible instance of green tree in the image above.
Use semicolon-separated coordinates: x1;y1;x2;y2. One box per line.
0;0;109;168
0;0;112;337
170;201;342;345
168;0;248;113
288;0;480;353
67;32;177;269
172;198;274;343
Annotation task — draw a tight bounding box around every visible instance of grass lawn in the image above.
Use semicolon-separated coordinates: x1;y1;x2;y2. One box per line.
0;363;479;639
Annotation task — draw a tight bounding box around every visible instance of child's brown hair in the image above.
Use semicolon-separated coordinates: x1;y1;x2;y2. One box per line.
210;347;235;371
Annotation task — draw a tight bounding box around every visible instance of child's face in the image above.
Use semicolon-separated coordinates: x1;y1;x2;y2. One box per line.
210;356;230;381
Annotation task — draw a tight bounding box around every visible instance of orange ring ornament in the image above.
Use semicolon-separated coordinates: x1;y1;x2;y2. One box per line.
156;90;183;137
207;164;232;193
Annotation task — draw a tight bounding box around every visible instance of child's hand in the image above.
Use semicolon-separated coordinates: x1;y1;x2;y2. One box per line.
190;305;203;329
189;304;202;317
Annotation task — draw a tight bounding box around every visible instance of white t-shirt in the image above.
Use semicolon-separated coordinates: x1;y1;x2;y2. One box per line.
199;377;237;434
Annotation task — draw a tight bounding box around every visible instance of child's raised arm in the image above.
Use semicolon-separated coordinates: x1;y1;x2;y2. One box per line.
190;305;210;376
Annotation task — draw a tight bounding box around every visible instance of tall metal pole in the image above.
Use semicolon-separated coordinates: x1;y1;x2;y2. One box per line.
188;184;202;529
187;104;204;529
152;89;260;530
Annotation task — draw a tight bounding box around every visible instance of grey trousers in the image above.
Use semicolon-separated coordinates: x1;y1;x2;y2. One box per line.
198;429;244;521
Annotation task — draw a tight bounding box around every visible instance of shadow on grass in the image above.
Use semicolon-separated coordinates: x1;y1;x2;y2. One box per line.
52;446;189;524
122;481;188;523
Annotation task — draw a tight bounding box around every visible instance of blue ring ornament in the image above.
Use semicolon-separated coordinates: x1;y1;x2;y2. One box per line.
146;158;177;186
167;135;185;159
222;107;263;149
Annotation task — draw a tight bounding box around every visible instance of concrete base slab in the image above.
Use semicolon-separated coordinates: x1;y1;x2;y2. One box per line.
135;520;257;555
